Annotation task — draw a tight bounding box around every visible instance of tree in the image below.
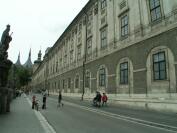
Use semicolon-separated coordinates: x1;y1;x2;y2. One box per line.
8;64;32;89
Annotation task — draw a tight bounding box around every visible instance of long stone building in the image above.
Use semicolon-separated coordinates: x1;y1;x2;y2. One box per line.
32;0;177;104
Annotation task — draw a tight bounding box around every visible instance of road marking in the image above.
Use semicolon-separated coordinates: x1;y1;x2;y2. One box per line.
49;97;177;133
26;96;56;133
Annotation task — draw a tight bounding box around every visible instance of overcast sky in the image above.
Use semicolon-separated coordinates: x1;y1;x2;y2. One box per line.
0;0;89;64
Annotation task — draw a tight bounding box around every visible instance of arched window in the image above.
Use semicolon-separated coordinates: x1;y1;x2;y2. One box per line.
146;46;176;94
116;58;133;94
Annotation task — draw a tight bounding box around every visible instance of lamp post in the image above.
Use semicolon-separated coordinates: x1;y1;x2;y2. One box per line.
81;12;88;101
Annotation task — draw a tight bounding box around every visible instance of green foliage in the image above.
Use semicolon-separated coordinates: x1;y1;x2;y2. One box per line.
8;64;32;88
17;67;31;86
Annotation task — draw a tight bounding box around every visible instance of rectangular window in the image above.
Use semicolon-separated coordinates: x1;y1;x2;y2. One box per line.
62;79;65;89
75;76;79;88
100;27;107;48
77;45;81;60
149;0;161;22
64;55;67;66
58;80;60;89
68;78;71;89
85;72;90;88
121;15;128;37
70;51;73;63
153;52;166;80
56;61;58;72
120;62;128;84
99;68;106;86
87;38;92;55
101;0;107;9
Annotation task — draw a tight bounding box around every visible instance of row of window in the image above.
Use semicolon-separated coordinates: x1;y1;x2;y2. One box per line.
48;0;162;74
101;0;161;22
100;0;162;48
51;51;167;90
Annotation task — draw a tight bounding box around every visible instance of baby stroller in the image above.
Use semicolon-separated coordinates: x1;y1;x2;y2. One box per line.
35;100;39;111
93;97;99;107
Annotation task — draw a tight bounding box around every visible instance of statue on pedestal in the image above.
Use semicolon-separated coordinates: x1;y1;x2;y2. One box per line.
0;25;13;113
0;24;12;61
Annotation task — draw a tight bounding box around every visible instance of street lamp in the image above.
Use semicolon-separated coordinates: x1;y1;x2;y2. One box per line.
81;13;88;101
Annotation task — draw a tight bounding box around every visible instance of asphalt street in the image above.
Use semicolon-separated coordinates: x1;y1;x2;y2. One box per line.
37;94;177;133
0;94;177;133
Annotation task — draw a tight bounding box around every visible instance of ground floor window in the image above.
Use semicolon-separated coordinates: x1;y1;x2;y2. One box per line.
85;71;90;88
120;62;128;84
99;67;106;86
75;75;79;88
153;51;166;80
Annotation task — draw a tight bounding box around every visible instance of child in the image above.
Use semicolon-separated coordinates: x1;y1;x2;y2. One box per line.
102;93;108;106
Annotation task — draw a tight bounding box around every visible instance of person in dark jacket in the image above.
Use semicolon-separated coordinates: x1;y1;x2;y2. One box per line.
32;95;36;109
97;92;102;107
57;91;64;107
42;94;47;109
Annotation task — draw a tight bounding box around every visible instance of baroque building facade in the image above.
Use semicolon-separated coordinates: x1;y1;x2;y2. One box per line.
32;0;177;99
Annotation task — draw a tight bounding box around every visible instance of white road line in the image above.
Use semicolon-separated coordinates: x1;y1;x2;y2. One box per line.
49;98;177;133
26;96;56;133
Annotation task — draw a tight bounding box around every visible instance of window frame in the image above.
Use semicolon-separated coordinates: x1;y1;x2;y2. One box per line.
77;45;81;60
62;79;65;89
149;0;162;22
86;37;92;55
101;0;107;9
120;14;129;38
75;75;79;88
120;62;128;84
85;71;90;88
68;78;71;89
100;26;107;49
152;51;167;81
99;67;106;87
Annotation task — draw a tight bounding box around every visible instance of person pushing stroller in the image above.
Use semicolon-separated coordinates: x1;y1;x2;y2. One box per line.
93;91;102;107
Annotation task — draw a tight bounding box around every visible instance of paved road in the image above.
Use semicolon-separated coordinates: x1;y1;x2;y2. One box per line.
1;94;176;133
35;94;177;133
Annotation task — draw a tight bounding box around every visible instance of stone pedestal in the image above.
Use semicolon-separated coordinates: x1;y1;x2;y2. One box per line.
0;87;13;113
0;60;12;114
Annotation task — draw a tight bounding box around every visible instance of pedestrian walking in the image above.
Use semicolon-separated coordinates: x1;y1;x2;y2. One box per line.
102;93;108;106
97;92;102;107
57;91;64;108
32;95;36;109
42;94;47;109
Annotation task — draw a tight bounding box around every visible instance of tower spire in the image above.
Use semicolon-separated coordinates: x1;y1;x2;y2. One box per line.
15;52;21;66
23;48;32;68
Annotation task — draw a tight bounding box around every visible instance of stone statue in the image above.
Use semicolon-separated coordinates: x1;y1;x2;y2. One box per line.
0;25;13;113
0;24;12;61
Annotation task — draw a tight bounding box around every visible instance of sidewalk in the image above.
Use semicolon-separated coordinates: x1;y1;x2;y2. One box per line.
0;95;46;133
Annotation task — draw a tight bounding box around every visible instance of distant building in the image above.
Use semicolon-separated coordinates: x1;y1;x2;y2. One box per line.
32;0;177;99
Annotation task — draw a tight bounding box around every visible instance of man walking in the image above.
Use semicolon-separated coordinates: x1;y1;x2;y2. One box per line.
42;94;47;109
58;91;63;107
